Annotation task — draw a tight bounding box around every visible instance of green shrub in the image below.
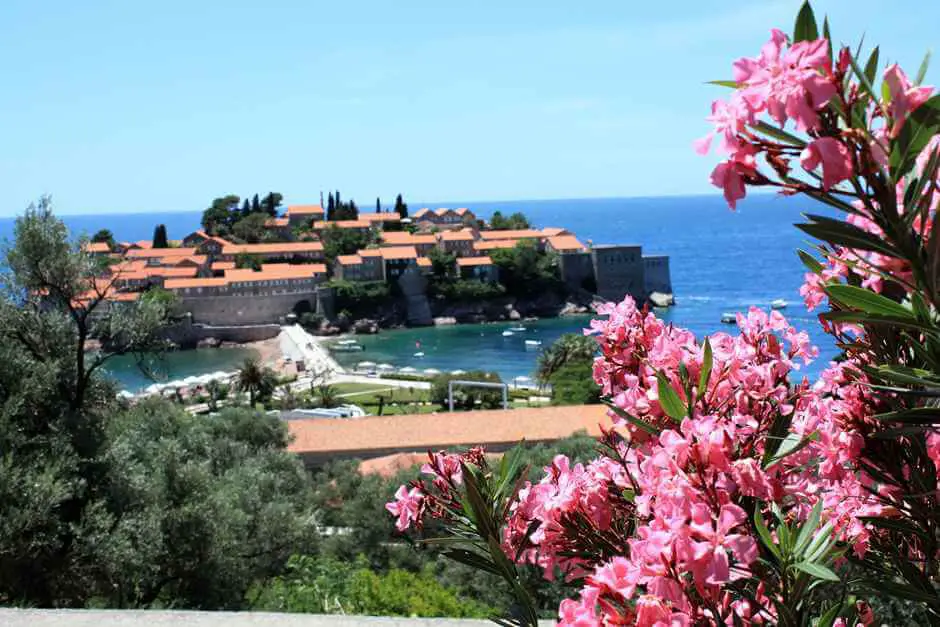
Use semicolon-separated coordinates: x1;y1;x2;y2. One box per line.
429;370;504;410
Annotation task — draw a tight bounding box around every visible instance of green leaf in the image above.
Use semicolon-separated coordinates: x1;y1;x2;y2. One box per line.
822;17;832;61
698;338;713;393
798;249;824;274
848;49;880;108
816;602;846;627
764;431;818;469
863;46;880;85
753;505;782;562
794;561;840;582
867;364;940;387
706;80;739;88
794;500;824;557
874;407;940;425
825;284;914;318
916;49;932;85
656;372;687;421
891;94;940;179
602;398;661;436
793;1;819;43
821;311;938;333
750;120;807;147
797;215;899;257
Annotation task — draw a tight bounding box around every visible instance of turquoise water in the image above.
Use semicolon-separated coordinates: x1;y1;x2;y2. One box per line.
0;193;841;387
103;347;258;393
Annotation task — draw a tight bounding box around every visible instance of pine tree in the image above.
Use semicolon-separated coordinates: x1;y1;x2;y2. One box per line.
152;224;169;249
327;193;335;221
251;194;260;214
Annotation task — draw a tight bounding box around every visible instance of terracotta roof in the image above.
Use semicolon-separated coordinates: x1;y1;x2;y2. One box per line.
110;292;142;302
541;227;569;237
547;235;586;252
287;405;606;462
119;266;199;280
286;204;325;215
382;231;436;246
413;208;432;218
226;264;327;282
474;240;518;251
222;242;324;255
164;277;229;289
416;257;432;267
360;451;503;477
457;255;494;266
336;254;363;265
125;247;197;259
359;248;384;258
479;229;544;240
358;212;402;223
168;255;208;266
82;242;110;253
109;260;148;274
265;218;289;227
439;230;475;242
454;207;474;216
211;261;236;271
135;240;153;249
379;246;419;260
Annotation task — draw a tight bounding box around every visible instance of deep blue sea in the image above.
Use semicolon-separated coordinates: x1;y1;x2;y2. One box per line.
0;194;838;388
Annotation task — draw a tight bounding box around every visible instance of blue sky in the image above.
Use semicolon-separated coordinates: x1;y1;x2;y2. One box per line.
0;1;936;215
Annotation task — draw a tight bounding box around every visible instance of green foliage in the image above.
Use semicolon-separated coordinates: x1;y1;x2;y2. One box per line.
549;361;600;406
490;240;565;299
489;210;531;230
91;228;115;249
232;212;269;243
321;224;374;261
430;370;505;410
394;193;408;219
260;192;283;217
536;333;597;385
299;311;325;331
249;555;493;618
328;279;391;318
432;279;506;303
152;223;169;248
427;246;456;281
235;356;278;407
235;253;261;270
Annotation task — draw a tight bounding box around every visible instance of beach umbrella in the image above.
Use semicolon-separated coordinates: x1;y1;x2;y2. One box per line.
450;369;466;375
357;361;377;369
144;383;163;395
182;375;201;386
166;380;186;389
210;371;229;381
116;390;135;399
423;368;441;375
400;366;417;373
377;363;394;370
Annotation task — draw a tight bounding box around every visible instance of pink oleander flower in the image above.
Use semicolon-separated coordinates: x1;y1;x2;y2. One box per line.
800;136;854;189
694;97;751;156
385;485;424;531
732;29;836;131
710;146;756;209
422;451;464;486
689;503;758;584
883;64;934;136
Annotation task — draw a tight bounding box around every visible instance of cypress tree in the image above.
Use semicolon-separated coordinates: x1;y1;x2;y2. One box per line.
251;194;260;214
376;197;381;213
241;198;251;217
327;193;335;221
152;224;169;249
395;194;408;219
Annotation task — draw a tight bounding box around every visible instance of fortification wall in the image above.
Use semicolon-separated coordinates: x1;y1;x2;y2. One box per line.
558;251;595;290
163;319;280;347
179;292;314;326
591;245;646;303
643;255;673;295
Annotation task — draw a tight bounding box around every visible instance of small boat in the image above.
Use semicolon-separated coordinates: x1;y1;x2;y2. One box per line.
413;351;425;358
524;339;542;347
510;326;527;332
721;312;736;324
337;339;358;345
330;343;364;352
502;330;514;337
771;299;788;310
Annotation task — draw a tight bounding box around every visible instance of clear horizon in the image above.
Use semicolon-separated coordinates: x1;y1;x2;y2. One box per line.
1;0;936;216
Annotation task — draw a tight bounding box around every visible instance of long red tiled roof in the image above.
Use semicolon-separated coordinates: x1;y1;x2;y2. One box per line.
456;255;494;266
222;242;324;255
287;404;606;463
336;254;364;265
119;266;199;280
286;204;324;215
358;212;401;222
125;247;197;259
379;246;419;260
547;235;586;252
82;242;111;253
474;240;518;251
226;264;327;282
382;231;436;246
164;277;229;289
313;219;372;230
265;218;289;227
479;229;544;240
439;229;475;241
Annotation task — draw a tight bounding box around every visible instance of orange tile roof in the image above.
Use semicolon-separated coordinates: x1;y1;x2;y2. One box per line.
382;231;436;246
109;260;149;274
439;230;475;241
225;264;327;282
454;207;473;216
134;240;153;249
164;277;229;289
479;229;544;240
286;204;324;215
222;242;324;255
110;292;142;302
474;240;518;251
82;242;111;253
358;212;402;222
413;208;432;218
120;266;199;280
456;255;494;266
541;227;569;237
287;404;606;462
265;217;289;227
358;248;384;258
336;254;363;265
167;255;208;266
416;257;432;267
313;219;372;230
547;235;586;252
125;247;197;259
379;246;419;260
211;261;236;270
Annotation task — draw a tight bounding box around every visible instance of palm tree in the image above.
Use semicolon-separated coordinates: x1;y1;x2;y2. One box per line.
536;333;597;386
236;357;277;407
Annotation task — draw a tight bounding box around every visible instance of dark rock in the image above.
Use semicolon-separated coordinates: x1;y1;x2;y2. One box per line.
196;337;221;349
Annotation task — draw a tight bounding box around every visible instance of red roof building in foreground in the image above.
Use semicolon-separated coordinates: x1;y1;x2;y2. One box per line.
287;404;605;466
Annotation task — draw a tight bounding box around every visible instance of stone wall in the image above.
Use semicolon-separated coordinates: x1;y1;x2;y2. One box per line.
163;318;280;347
643;254;673;295
590;244;646;303
179;292;314;326
558;251;595;290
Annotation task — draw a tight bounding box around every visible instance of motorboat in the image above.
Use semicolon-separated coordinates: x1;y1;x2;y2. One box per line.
337;339;358;345
771;299;788;310
524;339;542;348
330;343;364;352
510;326;527;332
502;330;514;337
721;312;737;324
413;351;425;358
